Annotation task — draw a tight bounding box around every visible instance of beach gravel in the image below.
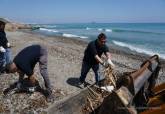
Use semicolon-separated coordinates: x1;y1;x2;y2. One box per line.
0;31;164;113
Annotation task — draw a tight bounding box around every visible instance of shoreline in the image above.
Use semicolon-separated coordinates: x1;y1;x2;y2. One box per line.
24;29;165;62
10;30;165;84
17;29;165;82
0;30;164;113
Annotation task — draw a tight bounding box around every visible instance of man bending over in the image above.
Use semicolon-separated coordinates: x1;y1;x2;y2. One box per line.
6;44;53;101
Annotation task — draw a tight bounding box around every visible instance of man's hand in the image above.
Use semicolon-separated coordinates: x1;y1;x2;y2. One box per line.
7;43;11;48
107;59;115;68
0;46;6;52
102;62;109;68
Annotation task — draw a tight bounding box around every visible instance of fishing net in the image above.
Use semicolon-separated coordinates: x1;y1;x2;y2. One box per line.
82;66;118;114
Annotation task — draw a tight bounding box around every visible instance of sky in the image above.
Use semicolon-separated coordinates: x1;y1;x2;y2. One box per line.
0;0;165;23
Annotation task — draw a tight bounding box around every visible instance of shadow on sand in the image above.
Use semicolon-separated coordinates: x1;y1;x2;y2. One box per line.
66;77;83;89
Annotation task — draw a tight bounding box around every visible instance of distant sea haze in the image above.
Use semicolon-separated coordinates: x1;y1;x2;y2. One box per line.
33;23;165;59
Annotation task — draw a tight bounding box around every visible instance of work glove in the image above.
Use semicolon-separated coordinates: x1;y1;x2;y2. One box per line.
107;59;115;68
0;46;6;52
7;43;11;48
102;62;109;68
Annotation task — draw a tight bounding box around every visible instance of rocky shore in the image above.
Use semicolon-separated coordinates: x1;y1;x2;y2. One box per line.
0;30;164;114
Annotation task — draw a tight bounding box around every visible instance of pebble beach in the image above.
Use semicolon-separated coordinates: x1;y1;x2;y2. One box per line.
0;30;164;113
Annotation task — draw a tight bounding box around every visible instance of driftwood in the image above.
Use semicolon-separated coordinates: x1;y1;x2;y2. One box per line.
47;55;161;114
47;66;118;114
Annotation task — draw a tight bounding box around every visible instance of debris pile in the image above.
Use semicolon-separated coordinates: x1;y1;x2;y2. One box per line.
82;67;118;114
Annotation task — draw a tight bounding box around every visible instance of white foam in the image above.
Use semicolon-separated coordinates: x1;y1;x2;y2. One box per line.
44;25;56;28
62;33;79;38
79;36;88;39
105;29;112;32
62;33;88;39
97;28;112;32
98;28;103;31
112;40;165;59
86;27;92;30
39;28;58;33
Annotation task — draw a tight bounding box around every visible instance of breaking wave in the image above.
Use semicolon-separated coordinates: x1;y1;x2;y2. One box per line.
97;28;112;32
89;27;165;34
112;29;164;35
112;40;165;59
62;33;88;39
105;29;112;32
39;28;58;33
86;27;92;30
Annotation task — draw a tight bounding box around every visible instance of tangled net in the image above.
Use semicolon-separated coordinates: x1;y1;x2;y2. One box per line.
82;66;118;114
102;66;118;87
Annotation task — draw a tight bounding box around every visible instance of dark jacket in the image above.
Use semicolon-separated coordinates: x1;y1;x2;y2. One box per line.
0;31;8;48
83;39;109;65
14;45;46;76
14;44;51;89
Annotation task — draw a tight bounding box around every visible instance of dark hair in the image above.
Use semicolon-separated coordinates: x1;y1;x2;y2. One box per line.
98;33;106;40
0;21;5;25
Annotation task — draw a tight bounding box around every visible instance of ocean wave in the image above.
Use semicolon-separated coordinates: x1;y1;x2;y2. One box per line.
86;27;92;30
39;28;58;33
86;27;112;32
44;25;56;28
112;29;164;35
105;29;112;32
39;25;57;29
112;40;165;59
86;27;164;34
62;33;88;39
96;28;112;32
98;28;103;31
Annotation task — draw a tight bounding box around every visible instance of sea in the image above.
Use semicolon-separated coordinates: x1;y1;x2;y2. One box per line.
32;23;165;59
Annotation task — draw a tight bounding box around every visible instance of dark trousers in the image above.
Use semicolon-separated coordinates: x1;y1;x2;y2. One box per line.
0;52;5;72
79;61;100;83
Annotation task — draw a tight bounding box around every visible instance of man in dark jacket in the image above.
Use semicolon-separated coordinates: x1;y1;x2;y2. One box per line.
0;18;12;73
6;44;53;101
79;33;115;87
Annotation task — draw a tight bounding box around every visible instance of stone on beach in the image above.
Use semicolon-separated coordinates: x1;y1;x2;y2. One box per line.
0;30;164;114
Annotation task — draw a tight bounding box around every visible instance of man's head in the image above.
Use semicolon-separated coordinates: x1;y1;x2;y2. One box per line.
97;33;107;46
0;21;5;31
5;62;18;73
0;18;10;31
